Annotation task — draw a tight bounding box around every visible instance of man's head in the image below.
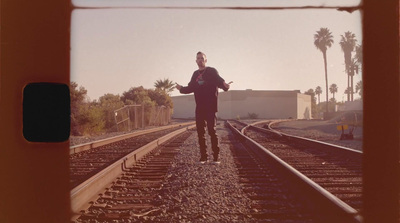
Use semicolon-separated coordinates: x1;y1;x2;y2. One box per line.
196;51;207;69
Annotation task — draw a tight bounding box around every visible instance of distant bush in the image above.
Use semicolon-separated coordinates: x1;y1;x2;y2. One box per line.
70;82;173;136
82;104;105;135
247;112;259;119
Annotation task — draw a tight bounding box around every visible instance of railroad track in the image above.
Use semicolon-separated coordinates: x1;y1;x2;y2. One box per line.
249;122;362;210
226;132;316;222
228;119;362;222
76;130;195;222
70;123;195;217
73;122;321;222
70;120;362;222
229;119;248;132
70;124;197;188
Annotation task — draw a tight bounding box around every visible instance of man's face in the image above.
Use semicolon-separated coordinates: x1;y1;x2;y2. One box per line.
196;54;207;68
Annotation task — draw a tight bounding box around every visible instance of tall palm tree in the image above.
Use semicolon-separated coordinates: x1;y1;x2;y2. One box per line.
339;31;357;101
154;78;175;95
329;83;338;101
314;28;334;112
315;86;322;104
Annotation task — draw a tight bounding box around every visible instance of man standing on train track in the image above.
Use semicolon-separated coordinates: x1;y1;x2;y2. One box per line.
175;51;231;164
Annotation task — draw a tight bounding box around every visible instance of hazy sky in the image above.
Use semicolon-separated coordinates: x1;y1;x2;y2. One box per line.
70;1;362;102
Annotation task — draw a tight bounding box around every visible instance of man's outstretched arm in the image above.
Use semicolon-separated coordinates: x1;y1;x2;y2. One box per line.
175;82;194;94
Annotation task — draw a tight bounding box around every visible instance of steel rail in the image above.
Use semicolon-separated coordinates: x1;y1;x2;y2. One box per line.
227;119;249;134
70;124;196;218
226;120;362;223
70;121;195;155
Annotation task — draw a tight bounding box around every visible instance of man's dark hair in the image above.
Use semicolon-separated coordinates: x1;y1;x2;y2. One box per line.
197;51;206;58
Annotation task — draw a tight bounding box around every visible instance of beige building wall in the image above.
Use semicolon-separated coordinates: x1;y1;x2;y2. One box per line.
171;95;196;119
297;93;312;119
172;90;311;120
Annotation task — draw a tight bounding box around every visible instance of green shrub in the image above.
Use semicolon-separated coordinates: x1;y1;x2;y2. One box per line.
247;112;259;119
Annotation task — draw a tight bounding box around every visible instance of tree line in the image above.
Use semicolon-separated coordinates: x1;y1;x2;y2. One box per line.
309;28;363;115
70;78;175;136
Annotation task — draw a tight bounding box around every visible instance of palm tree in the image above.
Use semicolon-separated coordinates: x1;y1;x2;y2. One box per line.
314;28;334;112
355;80;363;99
339;31;357;101
344;87;352;100
353;44;363;101
348;58;359;101
329;83;338;101
154;78;175;95
355;44;363;66
315;86;322;104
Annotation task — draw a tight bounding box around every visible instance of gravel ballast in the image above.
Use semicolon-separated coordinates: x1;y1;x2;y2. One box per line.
151;125;255;222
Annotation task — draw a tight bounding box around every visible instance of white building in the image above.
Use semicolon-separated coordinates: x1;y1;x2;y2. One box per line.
172;90;311;120
336;100;363;112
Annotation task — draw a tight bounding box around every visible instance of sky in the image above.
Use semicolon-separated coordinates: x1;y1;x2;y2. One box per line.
70;1;362;103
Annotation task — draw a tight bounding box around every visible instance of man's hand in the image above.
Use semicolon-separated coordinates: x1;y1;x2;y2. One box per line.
175;83;182;90
223;81;232;90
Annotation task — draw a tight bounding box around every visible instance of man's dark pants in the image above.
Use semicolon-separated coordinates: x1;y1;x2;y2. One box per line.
195;110;219;160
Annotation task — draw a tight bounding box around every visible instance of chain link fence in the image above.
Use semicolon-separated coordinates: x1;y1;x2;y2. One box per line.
114;105;172;132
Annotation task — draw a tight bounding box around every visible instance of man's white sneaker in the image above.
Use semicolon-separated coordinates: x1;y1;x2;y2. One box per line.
199;157;207;164
212;158;220;164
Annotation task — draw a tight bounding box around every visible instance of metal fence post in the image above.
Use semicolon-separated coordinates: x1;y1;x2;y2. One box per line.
134;105;137;129
127;106;131;131
142;104;145;128
114;111;119;132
